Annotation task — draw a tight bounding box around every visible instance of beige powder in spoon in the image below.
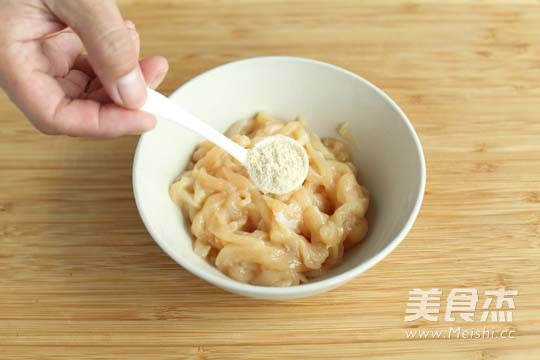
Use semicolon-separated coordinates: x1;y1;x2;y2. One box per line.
246;135;309;195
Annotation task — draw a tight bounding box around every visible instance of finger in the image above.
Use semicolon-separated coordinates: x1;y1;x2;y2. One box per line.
85;56;169;102
2;56;154;137
84;87;109;103
72;21;138;78
140;56;169;90
86;77;103;94
52;99;156;138
74;24;141;95
73;54;95;78
41;30;84;76
47;1;146;109
56;69;91;98
2;71;63;134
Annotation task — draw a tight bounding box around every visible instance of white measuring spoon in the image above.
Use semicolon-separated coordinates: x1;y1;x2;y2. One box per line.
142;88;248;164
141;88;308;194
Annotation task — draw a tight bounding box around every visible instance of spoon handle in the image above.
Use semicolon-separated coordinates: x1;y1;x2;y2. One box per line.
141;88;248;164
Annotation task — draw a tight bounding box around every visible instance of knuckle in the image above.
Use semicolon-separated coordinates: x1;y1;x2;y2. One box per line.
94;27;136;70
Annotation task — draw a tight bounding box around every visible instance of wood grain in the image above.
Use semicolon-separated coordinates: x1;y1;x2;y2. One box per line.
1;0;539;359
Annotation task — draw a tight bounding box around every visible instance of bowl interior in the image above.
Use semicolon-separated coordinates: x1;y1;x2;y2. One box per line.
133;57;424;293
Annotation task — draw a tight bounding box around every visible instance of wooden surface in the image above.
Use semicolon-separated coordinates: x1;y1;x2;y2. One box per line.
1;0;539;358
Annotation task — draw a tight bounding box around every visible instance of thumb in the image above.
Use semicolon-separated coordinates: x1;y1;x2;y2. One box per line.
48;0;146;109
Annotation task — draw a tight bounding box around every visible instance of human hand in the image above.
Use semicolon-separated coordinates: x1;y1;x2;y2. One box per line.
0;0;168;137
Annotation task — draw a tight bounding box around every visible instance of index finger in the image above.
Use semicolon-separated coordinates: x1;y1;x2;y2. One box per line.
3;62;154;137
52;97;156;137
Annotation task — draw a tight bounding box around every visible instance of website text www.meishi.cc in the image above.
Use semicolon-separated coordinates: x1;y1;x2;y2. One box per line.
406;326;516;339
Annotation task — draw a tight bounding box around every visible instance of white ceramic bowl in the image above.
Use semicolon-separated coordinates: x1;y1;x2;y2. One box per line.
133;57;426;300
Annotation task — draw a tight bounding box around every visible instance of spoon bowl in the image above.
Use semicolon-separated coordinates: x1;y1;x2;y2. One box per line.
247;135;309;194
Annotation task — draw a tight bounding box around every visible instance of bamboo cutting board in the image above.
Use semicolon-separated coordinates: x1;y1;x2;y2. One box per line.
1;0;539;358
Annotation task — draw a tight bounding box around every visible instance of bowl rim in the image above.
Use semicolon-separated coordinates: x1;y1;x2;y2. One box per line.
133;56;426;297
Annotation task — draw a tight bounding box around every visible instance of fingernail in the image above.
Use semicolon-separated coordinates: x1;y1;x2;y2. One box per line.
116;68;146;108
149;69;168;90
